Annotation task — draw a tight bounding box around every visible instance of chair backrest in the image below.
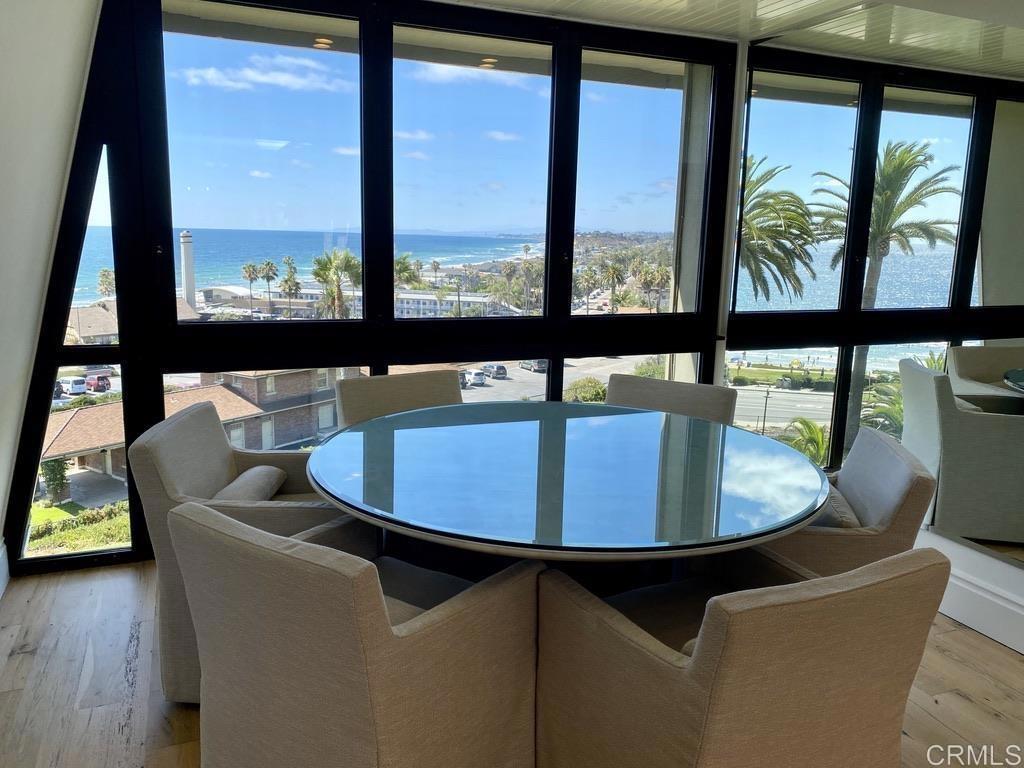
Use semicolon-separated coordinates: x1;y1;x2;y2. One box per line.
128;401;237;502
686;548;949;768
605;374;737;424
834;426;935;536
336;370;463;428
168;502;391;768
899;358;958;477
948;344;1024;384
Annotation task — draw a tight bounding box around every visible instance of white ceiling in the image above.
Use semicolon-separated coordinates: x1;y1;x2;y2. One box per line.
443;0;1024;79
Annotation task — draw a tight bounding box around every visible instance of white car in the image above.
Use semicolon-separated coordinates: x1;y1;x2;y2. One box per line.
465;369;487;386
58;376;87;395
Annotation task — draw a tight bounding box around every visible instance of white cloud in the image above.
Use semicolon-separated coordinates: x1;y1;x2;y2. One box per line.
332;146;360;156
484;181;505;191
537;87;551;99
411;62;530;89
255;139;289;150
485;130;522;142
920;136;952;145
290;159;313;169
584;91;606;103
402;150;430;161
177;53;354;93
394;129;435;141
721;448;823;529
249;170;272;178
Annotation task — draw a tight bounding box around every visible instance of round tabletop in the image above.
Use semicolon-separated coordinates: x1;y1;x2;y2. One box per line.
307;401;830;561
1005;369;1024;394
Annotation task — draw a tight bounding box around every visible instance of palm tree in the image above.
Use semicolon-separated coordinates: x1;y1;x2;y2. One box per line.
600;259;626;314
860;382;903;439
279;256;302;319
259;259;278;317
241;263;260;318
578;267;599;315
97;267;116;298
434;285;448;317
781;417;830;466
312;248;361;319
431;259;441;287
815;141;959;451
636;263;657;313
739;156;818;302
653;264;671;313
414;259;424;281
917;349;946;371
394;252;419;288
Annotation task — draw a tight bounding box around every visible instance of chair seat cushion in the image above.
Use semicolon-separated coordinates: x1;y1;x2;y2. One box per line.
374;556;473;613
605;578;719;651
811;487;861;529
212;465;286;502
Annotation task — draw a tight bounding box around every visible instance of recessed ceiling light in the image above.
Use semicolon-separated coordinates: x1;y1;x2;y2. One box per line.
315;37;333;44
313;43;331;49
479;63;495;69
481;58;498;63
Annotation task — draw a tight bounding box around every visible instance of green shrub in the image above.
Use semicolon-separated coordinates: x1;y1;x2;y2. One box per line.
731;375;752;386
39;459;69;502
632;355;666;379
28;499;129;540
564;376;607;403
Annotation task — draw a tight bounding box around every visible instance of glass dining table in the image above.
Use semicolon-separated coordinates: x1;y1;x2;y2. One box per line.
1004;369;1024;393
307;401;830;561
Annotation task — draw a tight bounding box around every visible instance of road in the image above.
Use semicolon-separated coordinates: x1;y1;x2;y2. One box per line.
734;386;834;430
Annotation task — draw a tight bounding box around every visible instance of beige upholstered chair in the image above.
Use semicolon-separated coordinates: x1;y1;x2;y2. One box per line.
947;344;1024;410
127;402;339;703
537;549;950;768
168;502;542;768
901;358;1024;543
336;369;463;428
605;374;737;424
762;427;935;577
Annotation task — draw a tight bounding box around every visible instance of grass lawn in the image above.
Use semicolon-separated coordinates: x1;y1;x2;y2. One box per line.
26;512;130;557
728;364;836;387
29;500;86;525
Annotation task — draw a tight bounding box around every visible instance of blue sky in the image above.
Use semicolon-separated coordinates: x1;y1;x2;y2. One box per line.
85;32;972;233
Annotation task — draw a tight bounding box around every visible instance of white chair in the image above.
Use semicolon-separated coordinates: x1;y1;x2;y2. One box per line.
336;369;462;428
127;402;340;703
605;374;737;424
537;549;949;768
947;345;1024;411
762;427;935;576
169;502;542;768
901;358;1024;543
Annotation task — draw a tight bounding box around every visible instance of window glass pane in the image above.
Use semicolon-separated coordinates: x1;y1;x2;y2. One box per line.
865;88;972;309
28;365;130;557
393;28;551;319
737;73;858;312
846;343;947;453
66;147;118;345
162;8;361;322
974;99;1024;307
574;51;712;315
725;348;838;466
388;361;548;401
163;367;360;447
563;354;698;402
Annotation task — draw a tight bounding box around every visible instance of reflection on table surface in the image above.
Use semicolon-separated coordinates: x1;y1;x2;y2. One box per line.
308;401;828;553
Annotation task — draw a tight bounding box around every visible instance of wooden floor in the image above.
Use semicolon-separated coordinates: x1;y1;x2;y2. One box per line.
0;563;1021;767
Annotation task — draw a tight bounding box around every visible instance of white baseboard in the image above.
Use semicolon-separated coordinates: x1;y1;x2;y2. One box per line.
0;541;9;600
917;528;1024;654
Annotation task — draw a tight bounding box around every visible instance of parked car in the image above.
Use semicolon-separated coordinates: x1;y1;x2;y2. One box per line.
85;374;111;392
481;363;507;379
519;359;548;373
465;369;487;386
58;376;87;395
84;364;114;377
458;370;469;390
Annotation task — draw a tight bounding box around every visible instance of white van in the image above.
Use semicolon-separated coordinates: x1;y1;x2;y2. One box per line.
59;376;87;395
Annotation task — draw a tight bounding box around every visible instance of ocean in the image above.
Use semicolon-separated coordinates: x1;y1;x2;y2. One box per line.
74;226;965;370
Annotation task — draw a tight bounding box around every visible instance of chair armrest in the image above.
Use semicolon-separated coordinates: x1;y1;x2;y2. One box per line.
201;499;339;537
291;516;380;560
762;525;887;578
233;448;313;494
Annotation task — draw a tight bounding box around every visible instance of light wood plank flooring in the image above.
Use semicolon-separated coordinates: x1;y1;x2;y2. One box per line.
0;562;1021;767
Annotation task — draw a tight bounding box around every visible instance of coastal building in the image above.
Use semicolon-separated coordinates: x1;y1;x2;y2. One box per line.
66;298;198;343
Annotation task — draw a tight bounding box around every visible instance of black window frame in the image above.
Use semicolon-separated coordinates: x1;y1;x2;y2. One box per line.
4;0;736;574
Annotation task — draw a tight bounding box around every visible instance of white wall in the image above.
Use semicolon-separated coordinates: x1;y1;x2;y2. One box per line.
0;0;102;586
